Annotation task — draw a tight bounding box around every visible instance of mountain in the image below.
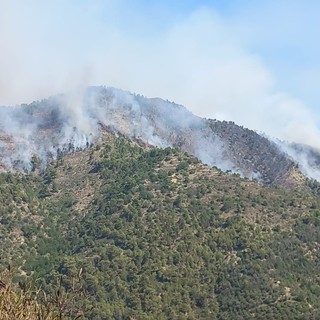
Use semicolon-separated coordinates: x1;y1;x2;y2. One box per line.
0;131;320;319
0;86;319;319
0;86;320;186
2;86;320;317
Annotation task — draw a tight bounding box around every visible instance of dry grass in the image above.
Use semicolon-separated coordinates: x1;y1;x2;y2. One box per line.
0;274;58;319
0;266;85;320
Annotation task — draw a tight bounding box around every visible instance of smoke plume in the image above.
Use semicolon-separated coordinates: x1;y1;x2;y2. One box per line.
1;86;319;185
1;1;320;153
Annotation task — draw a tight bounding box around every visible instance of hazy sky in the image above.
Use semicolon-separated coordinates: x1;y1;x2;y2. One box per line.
1;0;320;147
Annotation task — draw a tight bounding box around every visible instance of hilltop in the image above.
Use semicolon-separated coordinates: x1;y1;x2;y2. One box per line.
0;86;320;187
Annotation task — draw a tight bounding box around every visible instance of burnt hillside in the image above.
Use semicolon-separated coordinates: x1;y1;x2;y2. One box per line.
0;86;318;186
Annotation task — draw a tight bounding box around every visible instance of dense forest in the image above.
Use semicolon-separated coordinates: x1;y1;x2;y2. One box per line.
0;132;320;319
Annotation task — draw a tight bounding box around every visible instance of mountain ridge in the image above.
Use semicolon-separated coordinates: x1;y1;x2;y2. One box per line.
0;86;319;186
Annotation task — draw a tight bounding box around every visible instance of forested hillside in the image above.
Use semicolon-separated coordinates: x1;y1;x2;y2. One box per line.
1;132;320;319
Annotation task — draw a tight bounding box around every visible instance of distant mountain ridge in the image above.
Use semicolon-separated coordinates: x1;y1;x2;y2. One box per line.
0;86;319;186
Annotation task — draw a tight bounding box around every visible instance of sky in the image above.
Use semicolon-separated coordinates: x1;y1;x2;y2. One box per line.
1;0;320;148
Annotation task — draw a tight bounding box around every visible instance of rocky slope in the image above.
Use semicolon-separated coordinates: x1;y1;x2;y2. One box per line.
0;86;319;186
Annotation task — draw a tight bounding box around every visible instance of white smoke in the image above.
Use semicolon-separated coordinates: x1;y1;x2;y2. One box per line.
0;87;171;170
1;86;320;184
275;140;320;181
1;1;320;154
0;87;231;174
